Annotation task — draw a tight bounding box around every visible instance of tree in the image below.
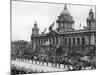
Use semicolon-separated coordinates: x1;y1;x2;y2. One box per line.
55;46;65;67
33;45;41;57
66;50;84;70
56;46;65;56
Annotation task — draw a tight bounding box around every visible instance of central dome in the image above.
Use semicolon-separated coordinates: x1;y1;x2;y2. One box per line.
60;4;70;15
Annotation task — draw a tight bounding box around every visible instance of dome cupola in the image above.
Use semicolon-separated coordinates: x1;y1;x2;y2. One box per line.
89;8;94;18
60;4;70;16
56;4;75;33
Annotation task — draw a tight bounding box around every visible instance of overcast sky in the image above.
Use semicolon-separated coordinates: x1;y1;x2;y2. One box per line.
12;1;95;41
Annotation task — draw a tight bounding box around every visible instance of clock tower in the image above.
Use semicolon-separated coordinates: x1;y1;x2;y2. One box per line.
86;8;96;30
32;21;39;36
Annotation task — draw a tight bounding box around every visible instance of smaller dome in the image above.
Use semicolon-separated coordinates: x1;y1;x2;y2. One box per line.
87;17;96;22
60;4;70;15
90;8;93;12
34;21;37;25
89;8;94;15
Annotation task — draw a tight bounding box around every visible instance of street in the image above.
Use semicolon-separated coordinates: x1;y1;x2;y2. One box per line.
11;59;67;72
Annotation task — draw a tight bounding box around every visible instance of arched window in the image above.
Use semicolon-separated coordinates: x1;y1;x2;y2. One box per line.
73;38;75;45
82;37;85;44
69;38;71;45
77;38;80;44
65;38;67;44
38;39;40;45
44;39;45;43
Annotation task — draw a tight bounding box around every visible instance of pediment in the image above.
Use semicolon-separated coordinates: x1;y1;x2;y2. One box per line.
47;30;59;36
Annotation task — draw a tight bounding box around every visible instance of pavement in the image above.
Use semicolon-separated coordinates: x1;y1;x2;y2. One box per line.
11;59;67;72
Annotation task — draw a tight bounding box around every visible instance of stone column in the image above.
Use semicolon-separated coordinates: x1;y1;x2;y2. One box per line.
80;37;82;45
55;37;56;45
94;34;96;45
41;38;43;45
40;39;41;45
36;39;37;45
66;38;68;45
37;39;39;45
47;38;49;42
38;39;40;45
33;38;36;50
70;37;72;45
91;34;95;45
53;37;54;45
42;39;44;45
43;39;45;45
56;37;58;45
48;37;50;44
39;39;41;45
52;37;54;45
85;36;89;45
58;36;60;46
60;36;63;45
44;38;46;44
75;37;77;45
51;37;53;44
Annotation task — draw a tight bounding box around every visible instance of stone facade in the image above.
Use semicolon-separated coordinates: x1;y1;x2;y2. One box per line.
31;4;96;51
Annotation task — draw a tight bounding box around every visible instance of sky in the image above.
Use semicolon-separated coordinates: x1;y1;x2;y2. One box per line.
12;0;96;41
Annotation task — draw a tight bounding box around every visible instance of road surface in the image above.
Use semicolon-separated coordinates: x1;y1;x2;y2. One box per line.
11;59;67;72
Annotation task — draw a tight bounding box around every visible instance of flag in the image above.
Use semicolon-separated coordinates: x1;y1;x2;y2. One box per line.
49;25;52;31
79;23;81;29
42;27;47;34
49;22;55;31
51;22;55;27
43;27;47;33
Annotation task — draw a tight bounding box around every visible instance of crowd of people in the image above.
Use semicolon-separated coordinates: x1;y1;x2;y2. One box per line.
12;54;96;71
11;41;96;74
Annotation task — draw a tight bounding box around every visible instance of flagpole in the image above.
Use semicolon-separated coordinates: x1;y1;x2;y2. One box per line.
79;23;81;29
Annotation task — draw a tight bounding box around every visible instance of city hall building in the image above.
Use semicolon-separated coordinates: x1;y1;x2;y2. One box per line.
31;5;96;52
